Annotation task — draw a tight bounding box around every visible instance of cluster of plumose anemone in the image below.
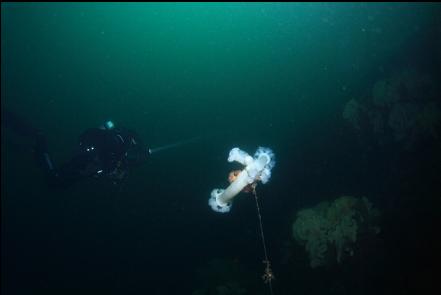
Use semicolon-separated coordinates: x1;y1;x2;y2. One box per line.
209;147;275;213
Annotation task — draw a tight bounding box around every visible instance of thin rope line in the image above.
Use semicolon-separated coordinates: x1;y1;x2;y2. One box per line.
253;187;274;295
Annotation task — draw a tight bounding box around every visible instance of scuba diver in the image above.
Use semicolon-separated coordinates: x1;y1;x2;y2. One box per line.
2;108;150;189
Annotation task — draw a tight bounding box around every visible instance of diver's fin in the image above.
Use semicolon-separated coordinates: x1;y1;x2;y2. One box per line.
1;107;40;137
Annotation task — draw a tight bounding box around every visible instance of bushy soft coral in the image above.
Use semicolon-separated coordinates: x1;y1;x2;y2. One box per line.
292;196;380;268
293;209;329;268
343;68;441;150
342;99;364;130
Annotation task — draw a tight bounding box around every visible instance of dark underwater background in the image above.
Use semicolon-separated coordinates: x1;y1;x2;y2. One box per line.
1;3;440;295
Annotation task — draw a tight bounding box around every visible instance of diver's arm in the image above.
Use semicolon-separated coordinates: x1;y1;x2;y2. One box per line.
37;155;91;189
121;129;150;164
52;153;99;188
34;135;94;189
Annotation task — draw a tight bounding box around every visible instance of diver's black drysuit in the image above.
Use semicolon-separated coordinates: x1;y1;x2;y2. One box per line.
3;108;149;188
